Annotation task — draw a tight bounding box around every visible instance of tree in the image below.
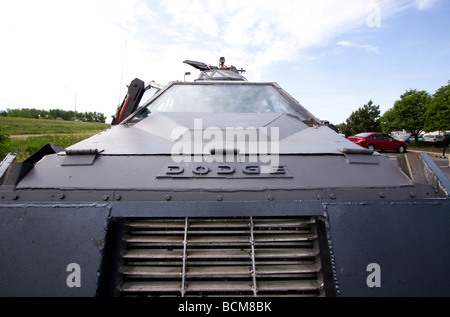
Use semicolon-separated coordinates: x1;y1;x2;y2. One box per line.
337;100;381;137
424;81;450;132
380;89;430;142
3;108;107;123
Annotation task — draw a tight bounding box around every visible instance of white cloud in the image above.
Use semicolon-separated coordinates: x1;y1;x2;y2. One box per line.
0;0;441;122
0;0;152;116
415;0;438;10
156;0;411;72
337;41;381;54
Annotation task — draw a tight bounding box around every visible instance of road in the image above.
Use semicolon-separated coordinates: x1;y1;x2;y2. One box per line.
384;151;450;179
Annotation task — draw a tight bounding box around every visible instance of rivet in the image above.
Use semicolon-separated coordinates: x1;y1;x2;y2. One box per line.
217;195;223;201
58;193;65;199
267;195;274;201
12;194;18;200
103;195;109;201
165;194;172;201
330;193;336;200
379;192;385;198
114;194;122;201
410;192;416;198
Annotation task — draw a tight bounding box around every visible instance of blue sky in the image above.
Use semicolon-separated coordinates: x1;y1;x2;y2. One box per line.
0;0;448;125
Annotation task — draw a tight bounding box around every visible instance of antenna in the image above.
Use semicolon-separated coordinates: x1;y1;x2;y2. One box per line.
118;40;128;105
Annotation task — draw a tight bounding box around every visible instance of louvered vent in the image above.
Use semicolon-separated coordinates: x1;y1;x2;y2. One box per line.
118;217;328;297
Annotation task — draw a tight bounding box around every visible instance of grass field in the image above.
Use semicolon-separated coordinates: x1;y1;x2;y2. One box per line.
0;117;110;162
0;116;109;135
1;116;446;162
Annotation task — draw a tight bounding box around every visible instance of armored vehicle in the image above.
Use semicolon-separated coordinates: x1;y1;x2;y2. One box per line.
1;58;449;297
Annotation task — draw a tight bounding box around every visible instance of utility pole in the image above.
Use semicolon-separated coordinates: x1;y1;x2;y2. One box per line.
65;86;77;121
74;91;77;121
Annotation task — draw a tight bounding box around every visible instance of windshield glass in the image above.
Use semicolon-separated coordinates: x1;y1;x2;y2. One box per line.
132;83;309;121
355;133;372;137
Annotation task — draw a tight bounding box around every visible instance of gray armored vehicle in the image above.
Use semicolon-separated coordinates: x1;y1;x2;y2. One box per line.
1;58;449;297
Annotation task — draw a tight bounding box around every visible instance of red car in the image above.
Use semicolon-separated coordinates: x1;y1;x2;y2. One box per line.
348;132;407;153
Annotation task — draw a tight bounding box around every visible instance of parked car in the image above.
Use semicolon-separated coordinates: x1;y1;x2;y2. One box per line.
423;134;445;142
348;132;407;153
415;135;425;142
394;133;412;143
394;133;424;143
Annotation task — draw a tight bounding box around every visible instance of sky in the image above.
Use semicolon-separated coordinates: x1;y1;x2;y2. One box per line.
0;0;449;125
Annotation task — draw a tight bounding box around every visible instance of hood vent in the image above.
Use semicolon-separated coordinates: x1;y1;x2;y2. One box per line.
118;217;331;297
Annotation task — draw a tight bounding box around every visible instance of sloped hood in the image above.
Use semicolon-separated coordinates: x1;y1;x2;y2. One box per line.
17;112;420;194
68;112;360;155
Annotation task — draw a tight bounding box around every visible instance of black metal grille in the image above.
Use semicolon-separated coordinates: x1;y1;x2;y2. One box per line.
118;217;329;297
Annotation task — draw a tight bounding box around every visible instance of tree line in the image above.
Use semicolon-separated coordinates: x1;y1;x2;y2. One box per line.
0;108;107;123
337;80;450;140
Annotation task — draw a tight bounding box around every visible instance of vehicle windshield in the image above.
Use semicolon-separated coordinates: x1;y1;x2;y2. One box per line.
130;83;311;122
355;133;372;137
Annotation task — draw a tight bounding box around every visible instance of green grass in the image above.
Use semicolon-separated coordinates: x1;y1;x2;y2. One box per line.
1;134;99;162
0;117;110;162
0;116;109;135
408;141;446;153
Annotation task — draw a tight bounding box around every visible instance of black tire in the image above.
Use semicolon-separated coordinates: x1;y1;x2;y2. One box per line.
397;145;406;153
367;144;375;151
